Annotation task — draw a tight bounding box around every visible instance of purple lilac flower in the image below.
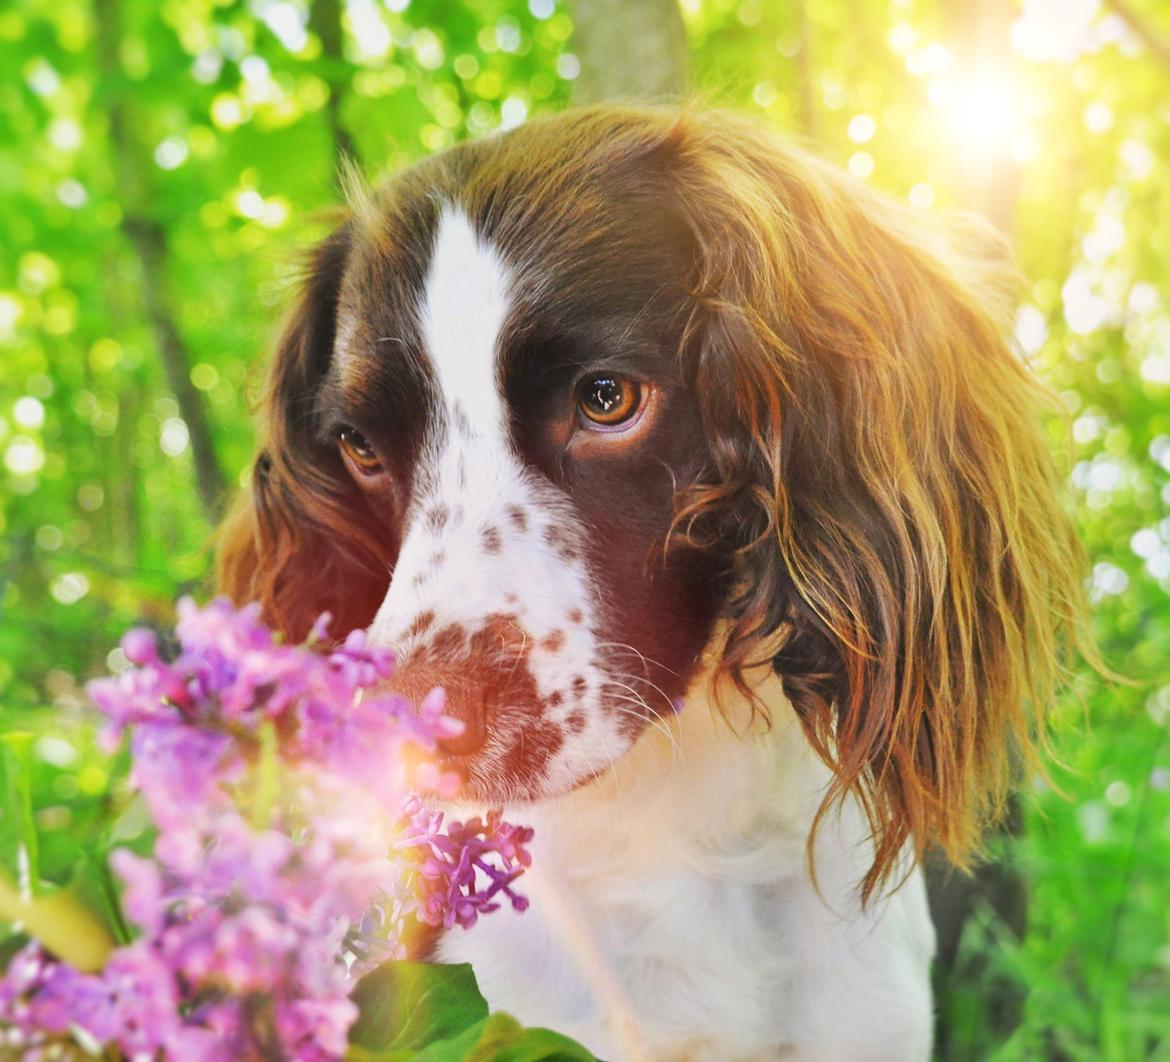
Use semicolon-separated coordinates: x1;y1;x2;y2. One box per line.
0;598;533;1060
394;798;534;930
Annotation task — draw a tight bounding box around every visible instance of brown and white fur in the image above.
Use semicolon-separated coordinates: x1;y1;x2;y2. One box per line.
219;105;1093;1060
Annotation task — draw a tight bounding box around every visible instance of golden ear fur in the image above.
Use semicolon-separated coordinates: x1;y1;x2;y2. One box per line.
662;108;1097;900
215;226;390;643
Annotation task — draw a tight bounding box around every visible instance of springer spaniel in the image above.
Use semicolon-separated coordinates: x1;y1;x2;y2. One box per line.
219;105;1088;1060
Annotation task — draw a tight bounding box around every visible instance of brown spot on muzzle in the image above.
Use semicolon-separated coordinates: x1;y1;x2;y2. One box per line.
387;612;563;786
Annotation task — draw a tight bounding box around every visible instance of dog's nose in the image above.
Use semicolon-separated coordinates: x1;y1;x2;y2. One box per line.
433;686;486;757
383;667;487;757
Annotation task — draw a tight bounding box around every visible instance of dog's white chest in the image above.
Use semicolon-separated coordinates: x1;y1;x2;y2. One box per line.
434;692;936;1060
437;845;799;1059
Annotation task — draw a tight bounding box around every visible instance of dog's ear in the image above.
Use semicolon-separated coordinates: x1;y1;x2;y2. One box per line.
216;224;390;642
669;112;1095;900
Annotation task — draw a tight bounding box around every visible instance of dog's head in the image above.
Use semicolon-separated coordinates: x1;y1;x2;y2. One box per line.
219;105;1091;896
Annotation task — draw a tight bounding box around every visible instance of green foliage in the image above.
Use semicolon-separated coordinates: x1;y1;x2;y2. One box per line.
350;961;491;1054
1;0;1169;1058
348;961;593;1061
0;733;40;893
399;1013;595;1062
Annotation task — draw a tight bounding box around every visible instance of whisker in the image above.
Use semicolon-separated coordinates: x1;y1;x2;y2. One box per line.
618;278;670;344
594;641;682;680
603;699;685;773
573;731;602;785
609;685;685;767
592;718;622;797
499;622;529;684
601;683;686;770
603;669;682;728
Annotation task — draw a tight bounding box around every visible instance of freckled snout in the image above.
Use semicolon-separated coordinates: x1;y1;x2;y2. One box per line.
385;612;553;776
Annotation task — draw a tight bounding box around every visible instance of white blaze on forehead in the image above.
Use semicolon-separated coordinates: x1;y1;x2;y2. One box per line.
421;207;511;433
367;205;632;798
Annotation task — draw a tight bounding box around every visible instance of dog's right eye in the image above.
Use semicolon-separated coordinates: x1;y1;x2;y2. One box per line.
336;426;383;476
577;374;644;429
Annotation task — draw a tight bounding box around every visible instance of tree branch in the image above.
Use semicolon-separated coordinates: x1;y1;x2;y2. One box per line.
308;0;358;165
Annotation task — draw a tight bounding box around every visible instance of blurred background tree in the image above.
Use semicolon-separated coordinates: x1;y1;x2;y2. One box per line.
1;0;1169;1057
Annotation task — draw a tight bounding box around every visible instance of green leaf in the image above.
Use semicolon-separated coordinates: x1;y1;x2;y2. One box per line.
0;732;39;895
347;1012;597;1062
410;1013;596;1062
69;849;132;947
349;961;490;1054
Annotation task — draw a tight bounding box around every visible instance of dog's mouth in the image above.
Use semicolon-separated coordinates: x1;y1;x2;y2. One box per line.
432;711;612;805
440;753;558;805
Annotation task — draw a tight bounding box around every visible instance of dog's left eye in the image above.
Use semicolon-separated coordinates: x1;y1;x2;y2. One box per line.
336;425;383;476
577;374;643;428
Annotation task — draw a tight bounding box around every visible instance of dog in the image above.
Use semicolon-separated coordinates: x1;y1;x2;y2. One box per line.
218;105;1090;1060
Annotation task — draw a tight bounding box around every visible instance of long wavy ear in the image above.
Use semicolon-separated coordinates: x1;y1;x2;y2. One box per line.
668;111;1097;901
216;224;390;642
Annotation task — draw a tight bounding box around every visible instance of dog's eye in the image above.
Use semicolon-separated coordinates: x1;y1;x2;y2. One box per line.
577;374;643;428
336;425;383;475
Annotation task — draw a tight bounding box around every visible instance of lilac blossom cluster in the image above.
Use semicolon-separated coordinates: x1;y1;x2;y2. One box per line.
0;598;533;1060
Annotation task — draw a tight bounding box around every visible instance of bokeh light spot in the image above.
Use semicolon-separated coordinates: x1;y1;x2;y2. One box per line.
14;397;45;430
160;417;190;457
847;114;876;143
848;151;874;179
6;434;44;475
50;572;90;605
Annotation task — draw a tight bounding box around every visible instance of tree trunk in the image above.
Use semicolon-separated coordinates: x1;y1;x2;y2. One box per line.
570;0;690;104
308;0;358;165
93;0;228;523
123;218;229;522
